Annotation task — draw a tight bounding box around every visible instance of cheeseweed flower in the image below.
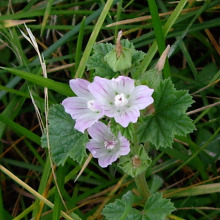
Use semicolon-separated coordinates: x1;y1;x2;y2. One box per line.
86;121;130;168
62;79;103;133
89;76;154;127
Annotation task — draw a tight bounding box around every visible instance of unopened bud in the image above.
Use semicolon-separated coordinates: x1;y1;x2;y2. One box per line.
116;30;123;58
156;45;170;72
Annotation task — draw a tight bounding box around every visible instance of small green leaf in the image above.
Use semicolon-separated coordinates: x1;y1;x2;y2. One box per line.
93;42;115;55
102;191;141;220
41;104;88;166
110;119;134;141
86;43;116;78
140;68;162;89
143;192;176;220
121;39;145;66
118;147;152;178
138;78;195;148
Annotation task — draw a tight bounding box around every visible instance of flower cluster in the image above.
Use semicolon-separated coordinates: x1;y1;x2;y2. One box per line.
62;76;154;167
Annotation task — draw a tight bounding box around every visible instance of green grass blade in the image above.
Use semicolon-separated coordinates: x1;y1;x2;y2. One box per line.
135;0;188;76
164;183;220;198
40;0;54;36
0;84;28;139
75;16;86;73
75;0;114;78
166;127;220;179
114;0;123;41
0;114;41;145
0;76;21;100
0;158;43;172
31;3;115;65
53;167;65;220
179;40;198;80
0;165;76;220
2;67;73;97
169;0;211;58
32;156;51;218
147;0;170;78
0;184;5;220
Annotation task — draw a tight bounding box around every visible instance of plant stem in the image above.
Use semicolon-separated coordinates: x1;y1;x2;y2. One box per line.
132;128;151;201
135;172;151;201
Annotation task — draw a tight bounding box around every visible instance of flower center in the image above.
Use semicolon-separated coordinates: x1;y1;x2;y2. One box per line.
114;93;128;107
87;100;97;112
104;140;117;150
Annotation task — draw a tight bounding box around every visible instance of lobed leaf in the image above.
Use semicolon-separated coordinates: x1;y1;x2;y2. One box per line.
41;104;88;166
102;191;141;220
138;78;195;148
143;192;176;220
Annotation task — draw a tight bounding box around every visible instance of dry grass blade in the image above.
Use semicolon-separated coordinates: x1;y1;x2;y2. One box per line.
198;16;220;56
106;7;200;27
2;19;35;28
21;24;68;212
75;153;93;182
187;101;220;115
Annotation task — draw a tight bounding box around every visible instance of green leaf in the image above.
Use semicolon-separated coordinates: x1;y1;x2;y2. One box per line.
140;68;162;89
198;63;218;85
86;42;116;78
41;104;88;166
118;147;152;178
138;78;195;149
121;39;145;67
110;119;135;141
143;192;175;220
102;191;141;220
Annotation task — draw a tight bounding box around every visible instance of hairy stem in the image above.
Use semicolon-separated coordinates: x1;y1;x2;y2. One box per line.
135;172;151;201
132;128;151;201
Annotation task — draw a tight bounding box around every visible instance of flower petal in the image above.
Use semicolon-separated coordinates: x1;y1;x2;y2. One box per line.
86;140;107;158
88;76;115;101
112;76;134;95
87;121;111;141
69;79;92;97
86;122;130;168
132;85;154;110
75;112;103;133
118;136;130;155
62;97;88;118
98;153;119;168
114;107;140;127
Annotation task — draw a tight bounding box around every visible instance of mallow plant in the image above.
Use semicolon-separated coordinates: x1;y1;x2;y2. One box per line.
42;32;195;219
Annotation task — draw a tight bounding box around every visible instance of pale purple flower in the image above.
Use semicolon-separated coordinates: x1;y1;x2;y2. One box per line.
62;79;103;133
88;76;154;127
86;121;130;168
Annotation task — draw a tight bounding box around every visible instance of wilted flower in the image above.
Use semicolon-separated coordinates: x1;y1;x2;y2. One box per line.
86;121;130;168
88;76;154;127
62;79;103;133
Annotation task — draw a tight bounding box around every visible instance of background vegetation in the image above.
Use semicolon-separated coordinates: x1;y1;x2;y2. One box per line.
0;0;219;219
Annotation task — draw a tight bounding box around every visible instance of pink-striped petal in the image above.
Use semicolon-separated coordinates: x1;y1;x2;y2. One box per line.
132;85;154;109
69;79;92;97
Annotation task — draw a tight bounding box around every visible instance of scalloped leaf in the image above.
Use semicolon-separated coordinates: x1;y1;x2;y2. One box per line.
143;192;176;220
41;104;88;166
102;191;141;220
138;78;195;149
86;43;116;78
